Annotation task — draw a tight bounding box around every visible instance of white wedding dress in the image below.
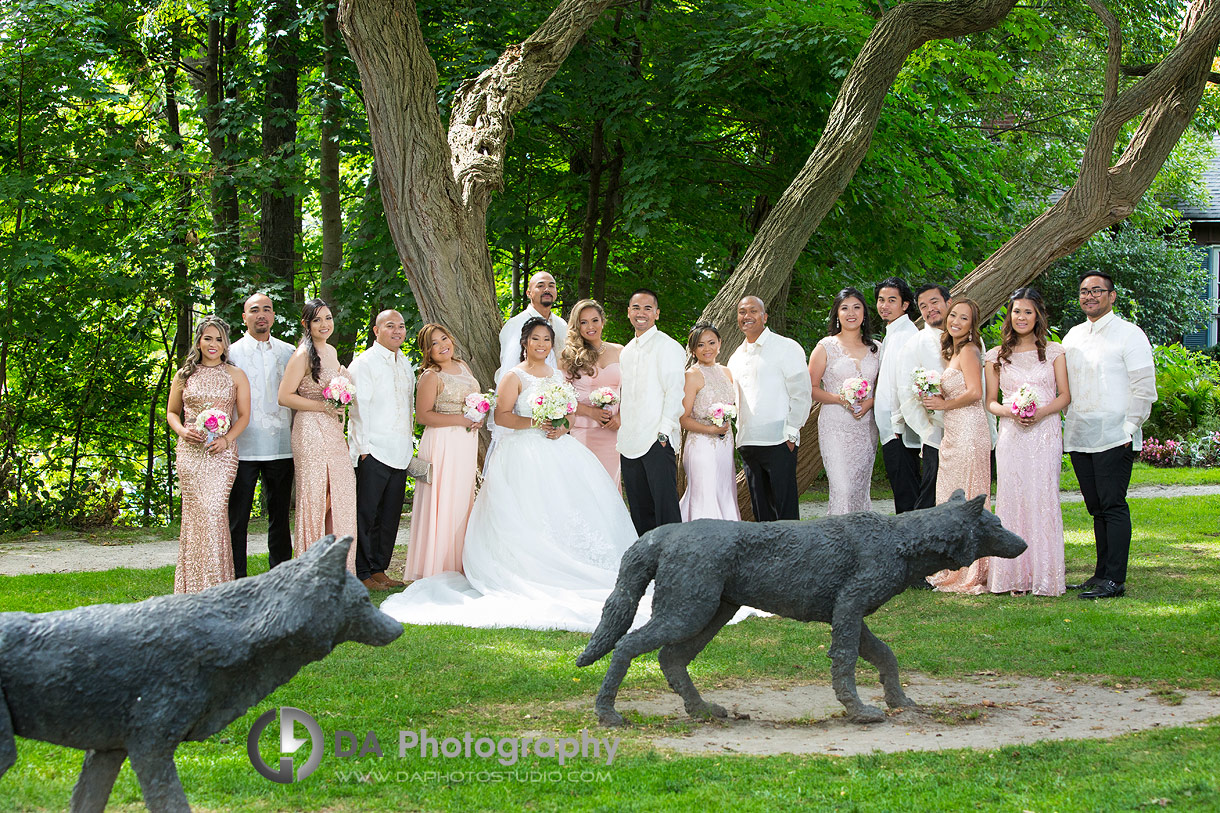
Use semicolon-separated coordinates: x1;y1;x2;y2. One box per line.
380;368;647;632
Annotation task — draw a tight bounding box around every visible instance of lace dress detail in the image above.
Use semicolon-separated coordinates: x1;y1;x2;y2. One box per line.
680;364;740;521
987;344;1066;595
434;366;480;414
816;336;880;515
175;364;239;593
930;358;993;593
291;364;357;571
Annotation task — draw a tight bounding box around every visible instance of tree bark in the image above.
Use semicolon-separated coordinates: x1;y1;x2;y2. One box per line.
203;1;241;312
577;119;605;301
258;0;301;292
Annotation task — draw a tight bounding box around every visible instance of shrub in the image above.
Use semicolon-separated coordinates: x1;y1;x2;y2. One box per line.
1140;437;1189;467
1144;345;1220;441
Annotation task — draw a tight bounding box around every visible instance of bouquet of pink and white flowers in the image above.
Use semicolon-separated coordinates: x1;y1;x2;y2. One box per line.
706;402;737;428
463;390;496;429
531;379;578;430
322;375;355;409
1010;383;1038;419
590;387;619;408
194;407;230;444
839;377;871;407
912;367;941;413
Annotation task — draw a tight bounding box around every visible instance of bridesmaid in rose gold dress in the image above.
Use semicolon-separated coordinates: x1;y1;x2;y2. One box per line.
922;299;993;594
407;324;482;580
278;298;357;572
679;324;740;520
985;289;1071;596
166;316;251;593
560;299;623;488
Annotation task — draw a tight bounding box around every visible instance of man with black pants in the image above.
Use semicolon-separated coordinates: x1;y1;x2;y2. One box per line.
1063;271;1157;600
727;296;813;521
227;292;296;577
897;284;954;509
873;277;922;513
618;289;686;535
349;309;415;591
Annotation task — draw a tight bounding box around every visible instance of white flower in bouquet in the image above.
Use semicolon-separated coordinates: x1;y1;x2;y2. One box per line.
839;377;871;406
705;402;737;428
463;390;497;431
531;379;578;430
1010;383;1038;419
194;407;230;444
912;367;941;414
322;375;355;408
590;386;619;408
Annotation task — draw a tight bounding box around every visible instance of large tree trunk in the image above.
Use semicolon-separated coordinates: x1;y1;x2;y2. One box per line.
258;0;301;292
203;1;241;313
339;0;617;386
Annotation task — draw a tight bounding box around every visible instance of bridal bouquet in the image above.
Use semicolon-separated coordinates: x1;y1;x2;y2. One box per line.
911;367;941;414
531;379;578;430
590;386;619;408
706;402;737;428
322;375;355;409
839;377;871;407
1010;383;1038;419
463;390;496;430
194;407;230;444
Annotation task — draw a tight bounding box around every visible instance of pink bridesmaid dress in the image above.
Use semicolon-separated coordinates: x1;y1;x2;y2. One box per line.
568;362;621;488
816;336;880;515
986;344;1066;596
406;365;481;580
679;363;740;521
929;357;993;594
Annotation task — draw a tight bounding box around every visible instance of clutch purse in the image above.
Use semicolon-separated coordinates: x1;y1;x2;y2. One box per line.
406;456;432;484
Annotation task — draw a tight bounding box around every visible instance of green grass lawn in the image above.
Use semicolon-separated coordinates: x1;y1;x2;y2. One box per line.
1;496;1218;811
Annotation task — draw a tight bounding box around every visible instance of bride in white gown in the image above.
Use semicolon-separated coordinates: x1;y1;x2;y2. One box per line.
380;317;645;632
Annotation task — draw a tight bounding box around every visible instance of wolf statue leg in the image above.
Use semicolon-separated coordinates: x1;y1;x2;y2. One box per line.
828;600;885;723
126;747;191;813
658;601;739;720
69;749;127;813
0;685;15;778
594;597;726;727
858;621;915;710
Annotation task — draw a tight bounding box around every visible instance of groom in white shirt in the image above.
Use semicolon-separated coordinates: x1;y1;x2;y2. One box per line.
618;289;686;535
873;277;922;513
727;296;812;521
495;272;567;385
349;310;415;591
897;284;953;510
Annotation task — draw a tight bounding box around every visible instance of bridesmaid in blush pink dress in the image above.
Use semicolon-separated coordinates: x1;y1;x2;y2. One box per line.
922;298;993;594
278;298;357;572
560;299;623;488
679;324;740;520
166;316;251;593
807;287;881;515
985;289;1071;596
406;324;482;580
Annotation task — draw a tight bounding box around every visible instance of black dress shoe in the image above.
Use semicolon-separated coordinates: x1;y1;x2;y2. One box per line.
1080;579;1125;600
1068;576;1101;591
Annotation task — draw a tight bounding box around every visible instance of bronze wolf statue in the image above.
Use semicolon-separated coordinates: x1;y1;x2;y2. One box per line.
577;492;1026;725
0;534;402;812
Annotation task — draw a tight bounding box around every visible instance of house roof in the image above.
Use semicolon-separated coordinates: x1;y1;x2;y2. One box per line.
1177;135;1220;221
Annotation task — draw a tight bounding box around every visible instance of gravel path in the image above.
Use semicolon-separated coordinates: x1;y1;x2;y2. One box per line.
2;484;1218;577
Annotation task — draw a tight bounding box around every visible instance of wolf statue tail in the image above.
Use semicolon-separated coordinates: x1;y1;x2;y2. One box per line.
576;534;663;667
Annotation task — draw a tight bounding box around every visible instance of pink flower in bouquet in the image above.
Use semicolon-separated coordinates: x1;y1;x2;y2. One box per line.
838;377;871;406
462;390;497;430
705;402;737;428
590;387;619;408
193;407;230;444
322;375;355;407
1010;383;1038;419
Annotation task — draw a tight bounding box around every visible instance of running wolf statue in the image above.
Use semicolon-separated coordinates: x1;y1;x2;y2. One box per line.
577;491;1026;726
0;534;402;812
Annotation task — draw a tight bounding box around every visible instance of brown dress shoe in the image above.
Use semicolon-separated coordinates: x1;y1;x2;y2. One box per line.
362;577;391;591
372;572;405;588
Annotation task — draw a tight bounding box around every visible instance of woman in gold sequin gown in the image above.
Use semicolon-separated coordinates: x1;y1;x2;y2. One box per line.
407;324;482;579
278;299;357;571
166;316;251;593
921;299;994;594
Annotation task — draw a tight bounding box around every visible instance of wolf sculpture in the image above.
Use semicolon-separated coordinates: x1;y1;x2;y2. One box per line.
577;491;1026;725
0;534;402;812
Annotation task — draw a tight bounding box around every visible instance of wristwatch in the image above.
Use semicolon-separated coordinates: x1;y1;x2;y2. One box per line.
657;433;669;444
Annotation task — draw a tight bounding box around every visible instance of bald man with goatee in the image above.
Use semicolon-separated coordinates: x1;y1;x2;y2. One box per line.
348;309;415;591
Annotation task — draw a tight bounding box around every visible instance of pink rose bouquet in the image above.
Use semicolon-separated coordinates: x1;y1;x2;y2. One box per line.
531;379;578;430
322;375;355;409
590;387;619;408
1010;383;1038;419
912;367;941;414
194;407;230;444
463;390;496;430
839;377;871;407
706;402;737;428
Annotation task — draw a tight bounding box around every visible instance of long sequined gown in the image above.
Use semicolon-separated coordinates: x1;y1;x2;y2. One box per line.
930;358;993;593
680;363;740;521
291;364;357;571
568;362;622;488
816;336;880;515
406;365;480;580
175;364;239;593
986;344;1066;596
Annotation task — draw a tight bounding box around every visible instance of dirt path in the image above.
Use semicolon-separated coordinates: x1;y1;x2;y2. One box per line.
2;483;1217;577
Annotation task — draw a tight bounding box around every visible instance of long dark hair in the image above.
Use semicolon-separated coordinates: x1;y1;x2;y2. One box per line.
519;316;555;362
299;298;331;383
176;315;232;381
940;298;983;361
996;288;1049;368
828;287;878;353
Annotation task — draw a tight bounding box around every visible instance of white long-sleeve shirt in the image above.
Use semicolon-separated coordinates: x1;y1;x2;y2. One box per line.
228;334;295;461
727;328;813;448
617;326;686;459
495;305;568;387
1062;311;1157;453
347;341;416;469
874;314;920;448
897;327;997;450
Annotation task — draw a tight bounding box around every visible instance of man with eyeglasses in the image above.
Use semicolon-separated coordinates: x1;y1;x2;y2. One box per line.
1062;271;1157;600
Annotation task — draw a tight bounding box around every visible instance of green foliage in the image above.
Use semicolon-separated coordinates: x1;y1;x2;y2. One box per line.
1144;344;1220;441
